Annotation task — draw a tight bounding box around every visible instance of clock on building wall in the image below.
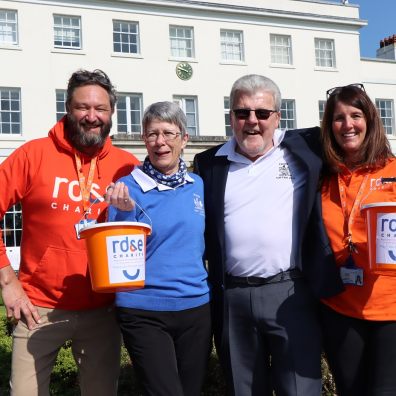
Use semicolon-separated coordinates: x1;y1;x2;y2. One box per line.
176;62;193;80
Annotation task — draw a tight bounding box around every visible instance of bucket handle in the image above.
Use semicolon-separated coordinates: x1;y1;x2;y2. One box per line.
134;201;153;230
76;196;153;235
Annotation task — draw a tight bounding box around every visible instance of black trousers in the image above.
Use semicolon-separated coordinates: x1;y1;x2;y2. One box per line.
117;303;211;396
320;303;396;396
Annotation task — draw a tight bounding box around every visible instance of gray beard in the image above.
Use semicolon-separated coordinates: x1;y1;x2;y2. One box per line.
66;114;112;153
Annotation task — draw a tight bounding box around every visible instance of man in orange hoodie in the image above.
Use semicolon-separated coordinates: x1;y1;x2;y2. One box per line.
0;69;139;396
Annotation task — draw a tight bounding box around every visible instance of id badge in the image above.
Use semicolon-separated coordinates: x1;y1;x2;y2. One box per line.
74;219;96;240
340;266;364;286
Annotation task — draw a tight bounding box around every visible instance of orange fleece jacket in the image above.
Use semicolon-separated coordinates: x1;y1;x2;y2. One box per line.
0;117;139;310
321;159;396;320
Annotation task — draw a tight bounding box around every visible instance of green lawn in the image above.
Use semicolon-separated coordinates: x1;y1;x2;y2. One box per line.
0;290;335;395
0;290;4;312
0;291;5;318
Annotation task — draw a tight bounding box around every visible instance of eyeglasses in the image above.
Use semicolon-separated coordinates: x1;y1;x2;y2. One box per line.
326;83;365;99
144;131;181;143
232;108;277;120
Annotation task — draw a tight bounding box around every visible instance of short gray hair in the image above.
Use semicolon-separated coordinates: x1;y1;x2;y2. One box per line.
230;74;282;111
142;101;187;136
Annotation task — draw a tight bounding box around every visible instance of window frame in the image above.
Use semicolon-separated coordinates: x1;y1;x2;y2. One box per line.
280;99;296;130
1;203;22;248
173;96;198;136
169;25;195;59
270;33;292;65
116;93;143;134
318;100;326;125
224;97;232;136
0;9;18;45
0;87;21;135
315;38;336;68
220;29;244;62
55;89;66;122
376;98;395;136
112;20;140;55
53;14;82;50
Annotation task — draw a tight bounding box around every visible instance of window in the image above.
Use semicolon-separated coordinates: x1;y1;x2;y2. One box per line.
318;100;326;125
53;15;81;49
280;99;296;130
376;99;395;135
169;25;194;58
117;94;143;134
173;96;198;135
220;30;244;62
0;88;21;135
56;90;66;121
0;9;17;45
315;38;336;68
1;203;22;248
113;20;140;54
270;34;292;64
224;97;232;136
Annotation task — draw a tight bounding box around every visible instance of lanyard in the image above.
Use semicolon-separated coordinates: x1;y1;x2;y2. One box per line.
74;152;97;218
337;173;368;253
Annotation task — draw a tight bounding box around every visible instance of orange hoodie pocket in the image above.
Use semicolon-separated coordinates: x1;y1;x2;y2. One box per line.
29;246;91;301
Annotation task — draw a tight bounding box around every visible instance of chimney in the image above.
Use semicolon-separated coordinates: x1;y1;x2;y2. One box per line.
376;35;396;60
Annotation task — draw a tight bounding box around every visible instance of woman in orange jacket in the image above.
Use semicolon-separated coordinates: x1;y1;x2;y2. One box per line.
320;83;396;396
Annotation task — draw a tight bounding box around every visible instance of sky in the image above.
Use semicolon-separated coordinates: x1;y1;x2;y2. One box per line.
345;0;396;58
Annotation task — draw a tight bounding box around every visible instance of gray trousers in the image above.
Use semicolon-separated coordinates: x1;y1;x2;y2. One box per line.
222;277;322;396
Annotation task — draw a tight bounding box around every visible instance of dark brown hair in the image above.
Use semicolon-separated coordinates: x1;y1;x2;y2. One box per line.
321;85;393;173
66;69;117;111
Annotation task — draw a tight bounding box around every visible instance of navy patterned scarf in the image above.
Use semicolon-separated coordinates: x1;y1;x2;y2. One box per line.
142;156;187;188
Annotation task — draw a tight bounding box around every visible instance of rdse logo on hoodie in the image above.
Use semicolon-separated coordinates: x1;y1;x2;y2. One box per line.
50;176;104;214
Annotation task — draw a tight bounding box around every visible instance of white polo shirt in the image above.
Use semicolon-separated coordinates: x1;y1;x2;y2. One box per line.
217;130;306;278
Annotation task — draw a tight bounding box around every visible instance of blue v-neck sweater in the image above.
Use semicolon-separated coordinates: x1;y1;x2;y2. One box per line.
108;172;210;311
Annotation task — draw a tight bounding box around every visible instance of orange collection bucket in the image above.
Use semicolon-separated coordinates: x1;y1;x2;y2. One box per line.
79;221;152;292
361;202;396;275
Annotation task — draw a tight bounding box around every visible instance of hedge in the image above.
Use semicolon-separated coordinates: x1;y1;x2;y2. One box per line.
0;302;336;395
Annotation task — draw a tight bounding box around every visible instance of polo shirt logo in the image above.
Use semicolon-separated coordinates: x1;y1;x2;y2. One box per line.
276;162;294;180
193;193;205;216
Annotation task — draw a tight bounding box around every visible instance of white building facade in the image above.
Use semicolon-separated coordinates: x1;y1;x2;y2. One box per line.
1;0;396;269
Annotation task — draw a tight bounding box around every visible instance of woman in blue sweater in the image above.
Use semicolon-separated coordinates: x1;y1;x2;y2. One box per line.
107;101;211;396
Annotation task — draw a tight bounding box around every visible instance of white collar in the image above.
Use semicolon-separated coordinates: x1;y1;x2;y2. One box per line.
131;167;194;192
216;129;286;164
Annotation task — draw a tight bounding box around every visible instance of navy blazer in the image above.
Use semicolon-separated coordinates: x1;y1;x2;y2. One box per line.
193;127;343;301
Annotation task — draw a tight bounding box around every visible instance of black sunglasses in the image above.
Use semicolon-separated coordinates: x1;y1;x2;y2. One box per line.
232;108;277;120
326;83;365;99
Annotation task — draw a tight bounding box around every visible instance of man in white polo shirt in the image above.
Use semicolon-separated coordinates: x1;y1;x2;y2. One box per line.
194;74;343;396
